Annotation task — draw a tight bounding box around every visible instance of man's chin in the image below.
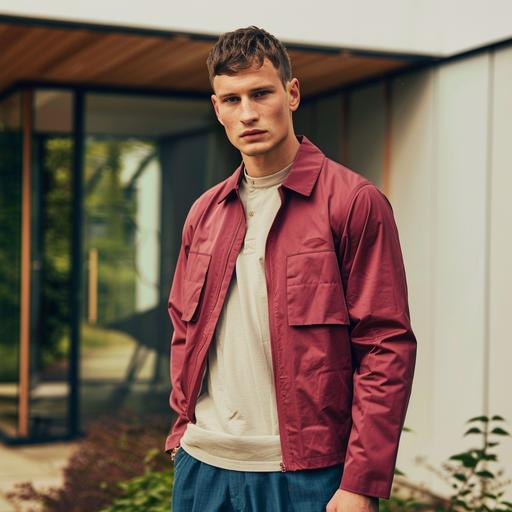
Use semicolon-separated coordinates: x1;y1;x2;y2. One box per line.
238;139;272;156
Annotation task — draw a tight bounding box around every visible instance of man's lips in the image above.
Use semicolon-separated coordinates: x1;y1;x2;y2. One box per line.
241;130;266;137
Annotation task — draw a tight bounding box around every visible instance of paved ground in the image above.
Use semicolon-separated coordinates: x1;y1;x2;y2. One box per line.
0;441;78;512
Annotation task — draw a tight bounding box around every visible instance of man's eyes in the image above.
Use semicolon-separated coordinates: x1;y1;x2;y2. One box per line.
223;91;270;103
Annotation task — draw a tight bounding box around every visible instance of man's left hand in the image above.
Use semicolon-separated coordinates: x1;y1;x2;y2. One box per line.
326;489;379;511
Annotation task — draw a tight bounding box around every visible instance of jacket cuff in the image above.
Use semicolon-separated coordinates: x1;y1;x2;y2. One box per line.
339;472;392;500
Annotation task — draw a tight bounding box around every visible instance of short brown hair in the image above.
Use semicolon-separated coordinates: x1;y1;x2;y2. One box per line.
206;26;292;91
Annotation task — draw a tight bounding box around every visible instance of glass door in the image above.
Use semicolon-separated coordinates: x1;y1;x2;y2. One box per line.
81;93;206;428
80;133;164;422
80;92;237;431
29;90;74;439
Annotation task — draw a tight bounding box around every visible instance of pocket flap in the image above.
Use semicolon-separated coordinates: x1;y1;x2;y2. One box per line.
181;252;211;322
286;250;349;326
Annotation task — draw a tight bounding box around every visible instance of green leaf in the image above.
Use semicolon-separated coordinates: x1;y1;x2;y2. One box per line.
449;453;478;468
452;498;472;510
491;427;510;436
464;427;482;435
475;469;495;478
467;415;489;423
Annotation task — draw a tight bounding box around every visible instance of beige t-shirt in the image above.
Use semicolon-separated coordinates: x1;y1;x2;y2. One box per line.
179;160;293;471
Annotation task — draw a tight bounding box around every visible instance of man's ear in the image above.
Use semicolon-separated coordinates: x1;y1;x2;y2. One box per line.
211;95;224;126
288;78;300;113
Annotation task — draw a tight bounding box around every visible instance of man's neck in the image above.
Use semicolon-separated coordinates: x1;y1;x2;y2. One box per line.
242;132;300;178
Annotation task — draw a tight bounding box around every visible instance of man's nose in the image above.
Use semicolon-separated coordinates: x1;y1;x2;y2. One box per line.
239;97;258;123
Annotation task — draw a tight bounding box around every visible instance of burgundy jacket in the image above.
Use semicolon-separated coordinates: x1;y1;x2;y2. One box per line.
165;134;417;499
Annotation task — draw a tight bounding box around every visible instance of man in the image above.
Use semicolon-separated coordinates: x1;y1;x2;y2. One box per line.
165;26;417;512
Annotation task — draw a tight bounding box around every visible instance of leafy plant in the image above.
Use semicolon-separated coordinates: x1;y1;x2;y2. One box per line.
99;448;173;512
380;416;512;511
439;415;512;511
6;411;172;512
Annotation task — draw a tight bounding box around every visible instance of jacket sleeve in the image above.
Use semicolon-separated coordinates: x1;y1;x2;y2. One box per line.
164;210;194;454
337;183;417;499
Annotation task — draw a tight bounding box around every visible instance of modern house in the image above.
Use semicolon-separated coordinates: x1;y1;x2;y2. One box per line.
1;2;511;498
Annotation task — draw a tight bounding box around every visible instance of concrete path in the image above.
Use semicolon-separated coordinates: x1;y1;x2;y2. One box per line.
0;441;78;512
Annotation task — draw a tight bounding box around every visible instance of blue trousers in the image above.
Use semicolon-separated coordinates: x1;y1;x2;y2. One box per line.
171;448;344;512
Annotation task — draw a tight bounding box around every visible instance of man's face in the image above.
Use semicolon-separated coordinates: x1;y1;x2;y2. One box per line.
211;57;300;157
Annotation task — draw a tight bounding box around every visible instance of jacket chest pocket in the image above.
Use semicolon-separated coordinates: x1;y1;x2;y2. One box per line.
286;250;350;326
181;252;211;322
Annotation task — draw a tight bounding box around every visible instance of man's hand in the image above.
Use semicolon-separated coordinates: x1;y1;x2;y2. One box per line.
326;489;379;511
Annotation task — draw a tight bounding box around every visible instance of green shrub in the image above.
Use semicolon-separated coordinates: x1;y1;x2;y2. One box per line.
382;415;512;511
440;415;512;511
99;450;173;512
6;411;172;512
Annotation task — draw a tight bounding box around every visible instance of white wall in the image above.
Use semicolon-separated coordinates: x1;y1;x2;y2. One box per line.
488;44;512;483
382;48;512;500
1;0;511;57
390;66;436;490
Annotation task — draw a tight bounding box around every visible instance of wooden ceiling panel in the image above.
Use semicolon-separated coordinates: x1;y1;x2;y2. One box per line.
288;50;328;69
0;26;53;69
301;58;411;95
0;21;418;97
89;36;171;81
168;65;211;91
36;30;102;76
149;42;212;85
1;29;65;78
0;25;26;50
94;37;190;84
43;33;146;80
295;53;357;78
133;40;207;83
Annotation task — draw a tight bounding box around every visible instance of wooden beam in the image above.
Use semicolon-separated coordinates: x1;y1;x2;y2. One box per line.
18;88;32;438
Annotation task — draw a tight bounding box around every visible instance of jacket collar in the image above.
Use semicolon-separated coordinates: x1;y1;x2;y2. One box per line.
216;134;325;204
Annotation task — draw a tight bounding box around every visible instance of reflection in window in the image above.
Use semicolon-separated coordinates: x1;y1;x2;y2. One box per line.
30;90;74;438
81;136;163;423
80;93;237;430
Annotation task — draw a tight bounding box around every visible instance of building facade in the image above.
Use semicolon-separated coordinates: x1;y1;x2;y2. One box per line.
1;7;511;499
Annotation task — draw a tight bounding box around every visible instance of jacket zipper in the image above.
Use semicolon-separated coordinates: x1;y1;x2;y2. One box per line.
187;188;289;472
264;186;289;472
186;196;245;419
195;363;207;414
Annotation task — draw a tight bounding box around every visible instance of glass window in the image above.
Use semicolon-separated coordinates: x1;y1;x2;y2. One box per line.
30;90;74;438
0;92;22;437
81;93;237;428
